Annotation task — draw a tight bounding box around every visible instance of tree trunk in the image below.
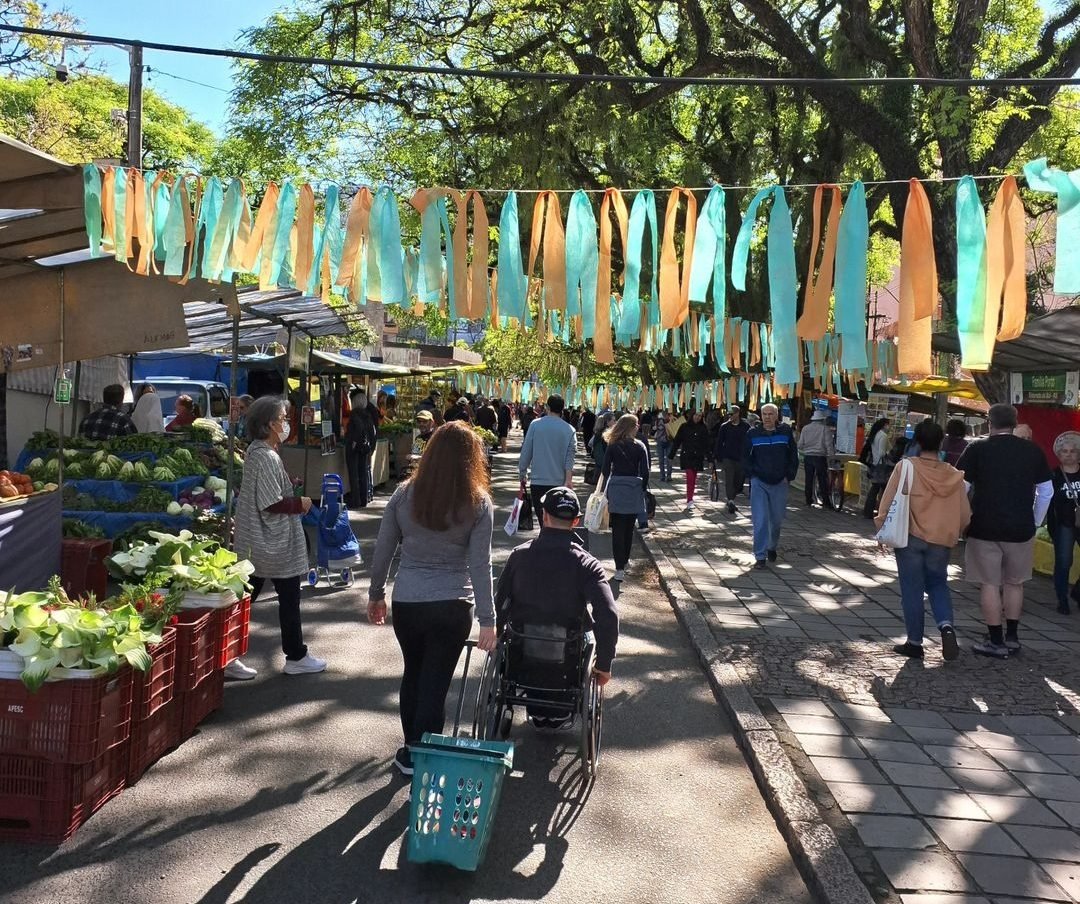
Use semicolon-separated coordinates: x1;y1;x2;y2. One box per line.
972;367;1009;405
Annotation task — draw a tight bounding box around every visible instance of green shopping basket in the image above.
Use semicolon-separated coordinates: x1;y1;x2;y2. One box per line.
406;733;514;871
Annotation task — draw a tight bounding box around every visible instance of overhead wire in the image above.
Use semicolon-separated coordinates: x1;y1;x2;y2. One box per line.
4;22;1080;89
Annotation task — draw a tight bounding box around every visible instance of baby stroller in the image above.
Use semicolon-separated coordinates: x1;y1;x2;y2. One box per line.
306;474;362;588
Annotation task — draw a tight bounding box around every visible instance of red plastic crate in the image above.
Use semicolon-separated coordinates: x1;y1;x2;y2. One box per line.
131;628;176;723
172;610;215;692
178;669;224;740
60;538;113;602
0;744;127;844
213;596;251;669
127;699;182;785
0;668;133;764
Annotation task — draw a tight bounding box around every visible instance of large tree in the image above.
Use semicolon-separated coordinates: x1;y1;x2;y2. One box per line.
226;0;1080;315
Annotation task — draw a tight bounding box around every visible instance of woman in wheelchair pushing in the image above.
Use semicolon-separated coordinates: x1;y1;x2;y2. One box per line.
493;487;619;730
367;421;498;776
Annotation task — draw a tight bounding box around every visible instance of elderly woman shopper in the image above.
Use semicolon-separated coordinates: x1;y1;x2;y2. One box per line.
131;383;164;434
1048;431;1080;614
233;396;326;679
601;413;650;583
875;420;970;662
368;421;496;777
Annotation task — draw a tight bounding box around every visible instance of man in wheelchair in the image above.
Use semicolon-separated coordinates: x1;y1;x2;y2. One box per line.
494;487;619;730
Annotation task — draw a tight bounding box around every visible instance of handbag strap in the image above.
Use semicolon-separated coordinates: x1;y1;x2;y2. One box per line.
898;457;914;496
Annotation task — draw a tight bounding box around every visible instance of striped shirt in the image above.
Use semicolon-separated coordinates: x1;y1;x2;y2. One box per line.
234;441;308;579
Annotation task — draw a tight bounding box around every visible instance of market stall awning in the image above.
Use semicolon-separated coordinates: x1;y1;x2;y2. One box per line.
309;349;413;375
888;377;985;401
933;307;1080;372
177;287;354;352
0;134;85;282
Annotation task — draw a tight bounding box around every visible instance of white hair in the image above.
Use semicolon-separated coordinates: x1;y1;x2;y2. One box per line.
1054;431;1080;458
761;403;779;415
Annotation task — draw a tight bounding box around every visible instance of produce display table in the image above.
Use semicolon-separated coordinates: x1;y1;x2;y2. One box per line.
0;490;61;592
59;507;226;539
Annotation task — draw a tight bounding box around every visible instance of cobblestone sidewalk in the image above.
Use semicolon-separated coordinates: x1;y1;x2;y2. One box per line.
642;475;1080;904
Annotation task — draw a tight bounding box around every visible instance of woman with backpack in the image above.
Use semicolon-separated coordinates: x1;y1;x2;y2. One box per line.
860;417;892;519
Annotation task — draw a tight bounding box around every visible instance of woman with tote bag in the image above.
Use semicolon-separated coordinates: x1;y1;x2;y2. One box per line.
874;420;971;662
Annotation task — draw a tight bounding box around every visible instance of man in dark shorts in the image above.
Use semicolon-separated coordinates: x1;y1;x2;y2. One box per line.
957;403;1053;658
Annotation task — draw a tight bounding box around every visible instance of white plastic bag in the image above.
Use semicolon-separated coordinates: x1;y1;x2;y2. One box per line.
875;458;913;549
504;494;523;537
584;475;610;533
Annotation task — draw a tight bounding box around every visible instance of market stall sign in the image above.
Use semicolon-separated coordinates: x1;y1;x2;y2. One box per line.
53;378;72;405
1010;372;1079;406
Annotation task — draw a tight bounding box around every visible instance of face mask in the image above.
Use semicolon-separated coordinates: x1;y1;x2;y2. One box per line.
279;421;291;442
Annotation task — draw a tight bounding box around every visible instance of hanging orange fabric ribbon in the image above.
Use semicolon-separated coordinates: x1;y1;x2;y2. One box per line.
173;176;201;286
463;190;489;321
242;182;280;274
141;172;170;276
335;187;372;296
659;188;697;329
122;169;139;268
985;176;1027;343
527;191;567;311
750;326;761;367
898;179;936;377
100;167;116;255
293;183;316;291
596;188;629;365
797;184;842;341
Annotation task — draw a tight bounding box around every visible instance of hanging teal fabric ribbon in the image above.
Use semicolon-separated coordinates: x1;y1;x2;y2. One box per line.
162;178;190;277
760;323;772;370
268;181;296;288
151;175;171;264
835;181;869;370
618;191;659;341
497;192;528;322
190;176;222;281
306;183;341;295
205;178;242;282
716;316;729;374
955;175;990;368
371;186;407;305
688;185;726;323
111;168;127;263
698;314;709;366
1024;158;1080;293
416;194;447;306
83;165;102;258
565;190;599;338
732;187;799;385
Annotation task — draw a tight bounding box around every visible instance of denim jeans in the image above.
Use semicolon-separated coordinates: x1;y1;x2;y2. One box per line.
894;536;953;644
657;439;672;480
749;478;788;561
1052;524;1079;605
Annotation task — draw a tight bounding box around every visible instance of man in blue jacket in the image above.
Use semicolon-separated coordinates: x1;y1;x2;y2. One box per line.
743;403;799;569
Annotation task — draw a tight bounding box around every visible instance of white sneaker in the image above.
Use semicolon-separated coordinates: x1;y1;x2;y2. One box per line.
612;569;625;582
283;654;327;675
223;659;257;680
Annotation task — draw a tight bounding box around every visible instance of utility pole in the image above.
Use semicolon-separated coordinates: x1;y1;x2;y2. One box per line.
127;43;143;168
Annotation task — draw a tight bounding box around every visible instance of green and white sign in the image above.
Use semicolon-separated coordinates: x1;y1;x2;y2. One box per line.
53;378;72;405
1010;372;1080;406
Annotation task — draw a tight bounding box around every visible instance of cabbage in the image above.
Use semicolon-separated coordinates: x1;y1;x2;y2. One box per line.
167;501;182;516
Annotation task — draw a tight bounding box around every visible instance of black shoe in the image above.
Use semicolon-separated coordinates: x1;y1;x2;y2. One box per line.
767;549;778;562
753;560;768;570
1059;602;1072;615
893;642;925;659
393;747;414;777
940;626;959;662
726;501;736;515
1072;582;1080;605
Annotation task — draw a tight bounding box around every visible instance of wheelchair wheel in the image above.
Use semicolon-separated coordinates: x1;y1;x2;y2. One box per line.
579;654;604;778
473;645;507;741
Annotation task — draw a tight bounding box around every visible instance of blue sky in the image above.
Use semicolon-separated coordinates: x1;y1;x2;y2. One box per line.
68;0;287;131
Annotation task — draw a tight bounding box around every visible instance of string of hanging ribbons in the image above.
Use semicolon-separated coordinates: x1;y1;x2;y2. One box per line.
81;161;1079;388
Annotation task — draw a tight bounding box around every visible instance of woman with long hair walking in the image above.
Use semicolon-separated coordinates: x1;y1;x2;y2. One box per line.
367;421;497;776
601;413;650;582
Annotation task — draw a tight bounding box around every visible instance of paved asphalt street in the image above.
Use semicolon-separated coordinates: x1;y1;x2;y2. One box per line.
2;434;811;904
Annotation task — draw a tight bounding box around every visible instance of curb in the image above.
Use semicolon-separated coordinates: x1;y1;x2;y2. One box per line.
641;536;874;904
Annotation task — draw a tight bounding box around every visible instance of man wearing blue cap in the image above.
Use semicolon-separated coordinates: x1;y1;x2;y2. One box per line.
495;487;620;728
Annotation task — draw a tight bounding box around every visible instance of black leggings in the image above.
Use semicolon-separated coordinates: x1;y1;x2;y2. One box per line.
392;600;474;745
250;575;307;661
610;513;636;569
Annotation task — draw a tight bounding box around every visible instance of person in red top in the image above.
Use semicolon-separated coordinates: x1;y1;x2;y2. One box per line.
166;395;197;432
